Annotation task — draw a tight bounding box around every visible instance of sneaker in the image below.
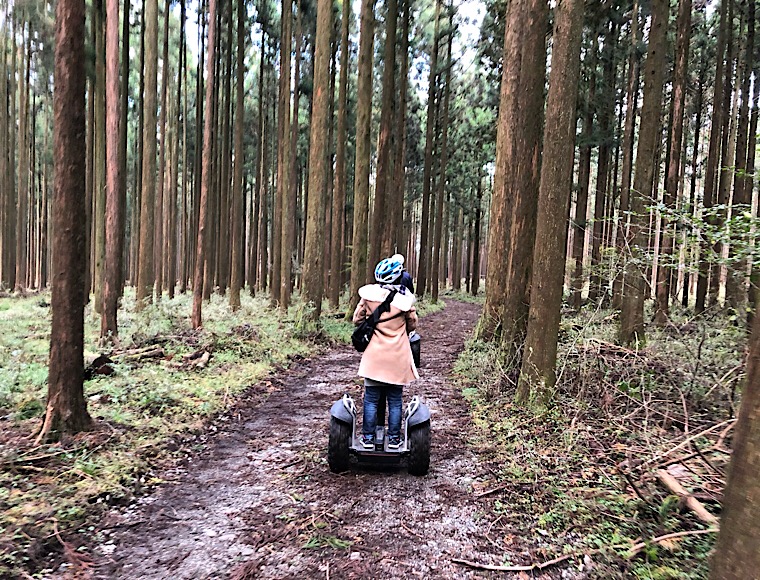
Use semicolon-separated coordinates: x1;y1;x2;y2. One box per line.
360;434;374;449
387;435;402;449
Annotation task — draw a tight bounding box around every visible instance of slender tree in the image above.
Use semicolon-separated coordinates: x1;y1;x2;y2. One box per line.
328;0;351;308
369;0;398;266
431;14;452;303
272;0;292;306
154;0;170;300
619;0;668;345
346;0;375;315
137;0;158;307
302;0;332;318
696;0;729;313
230;0;246;310
416;0;440;297
192;0;218;329
101;0;124;340
37;0;93;442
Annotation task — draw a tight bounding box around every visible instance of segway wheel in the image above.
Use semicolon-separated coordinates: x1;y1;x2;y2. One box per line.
407;421;431;476
328;417;352;473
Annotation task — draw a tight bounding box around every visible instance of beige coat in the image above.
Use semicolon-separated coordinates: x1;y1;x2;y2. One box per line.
352;284;419;385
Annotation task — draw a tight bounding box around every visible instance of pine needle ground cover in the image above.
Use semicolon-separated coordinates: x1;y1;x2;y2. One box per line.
455;304;740;579
0;290;361;577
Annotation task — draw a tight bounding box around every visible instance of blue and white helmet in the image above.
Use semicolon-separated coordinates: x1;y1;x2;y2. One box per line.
374;257;404;284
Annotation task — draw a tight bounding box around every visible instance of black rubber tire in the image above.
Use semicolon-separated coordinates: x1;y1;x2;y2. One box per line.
407;421;431;476
328;417;352;473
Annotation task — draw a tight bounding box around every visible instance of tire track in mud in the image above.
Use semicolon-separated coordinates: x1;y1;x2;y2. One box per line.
89;300;510;579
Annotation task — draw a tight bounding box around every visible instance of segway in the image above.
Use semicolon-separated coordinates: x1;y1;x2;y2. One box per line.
328;393;431;475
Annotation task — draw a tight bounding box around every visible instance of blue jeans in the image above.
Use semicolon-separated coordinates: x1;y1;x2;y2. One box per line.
362;380;403;438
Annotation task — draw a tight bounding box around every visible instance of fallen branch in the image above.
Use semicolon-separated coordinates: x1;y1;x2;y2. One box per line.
451;528;720;572
642;419;736;468
114;346;165;362
475;485;506;498
656;469;719;525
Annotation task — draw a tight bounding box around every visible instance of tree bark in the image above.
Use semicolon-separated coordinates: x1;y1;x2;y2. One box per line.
369;0;398;266
478;0;547;357
654;0;691;323
431;20;452;303
137;0;158;307
725;0;753;311
612;3;640;309
229;0;246;310
15;23;29;293
328;0;351;308
192;0;217;329
711;306;760;577
346;0;375;316
38;0;93;442
154;0;170;300
281;0;301;310
571;37;596;311
416;0;440;298
518;0;584;406
696;0;729;313
101;0;124;341
272;0;292;306
589;19;617;303
619;0;668;346
302;0;331;319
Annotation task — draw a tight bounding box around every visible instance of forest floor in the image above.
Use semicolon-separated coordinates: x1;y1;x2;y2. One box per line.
1;290;741;579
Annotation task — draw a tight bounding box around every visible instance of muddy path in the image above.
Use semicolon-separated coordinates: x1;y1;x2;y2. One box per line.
86;300;522;579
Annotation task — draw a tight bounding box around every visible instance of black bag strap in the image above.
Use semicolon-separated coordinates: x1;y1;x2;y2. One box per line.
369;289;397;324
377;310;405;324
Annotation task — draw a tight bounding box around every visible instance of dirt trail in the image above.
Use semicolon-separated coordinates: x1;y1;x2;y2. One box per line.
88;301;516;579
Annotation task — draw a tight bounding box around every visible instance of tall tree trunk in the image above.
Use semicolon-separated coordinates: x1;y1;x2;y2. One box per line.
612;3;640;309
218;0;233;295
38;0;93;442
711;1;737;306
390;0;410;254
302;0;331;318
137;0;158;307
571;36;596;311
696;0;729;313
518;0;584;406
654;0;691;324
346;0;375;316
478;0;548;358
119;0;129;295
431;20;452;303
15;23;29;293
154;0;170;300
281;1;301;309
251;28;266;294
471;175;482;295
369;0;398;266
710;305;760;577
192;0;217;328
589;19;617;302
683;48;706;308
93;2;106;312
328;0;351;308
725;0;753;311
230;0;246;310
416;0;440;298
7;14;16;292
101;0;124;340
619;0;668;345
272;0;292;306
